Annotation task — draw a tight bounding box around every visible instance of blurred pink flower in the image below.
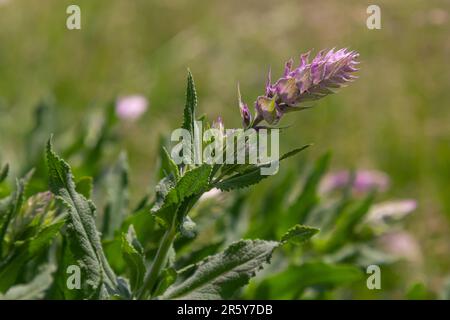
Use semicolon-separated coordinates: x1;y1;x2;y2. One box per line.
116;95;148;121
367;199;417;224
320;170;390;194
379;231;422;262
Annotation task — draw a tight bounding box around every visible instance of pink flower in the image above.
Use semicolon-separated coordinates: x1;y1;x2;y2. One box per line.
379;232;422;262
115;95;148;121
367;199;417;224
320;170;390;194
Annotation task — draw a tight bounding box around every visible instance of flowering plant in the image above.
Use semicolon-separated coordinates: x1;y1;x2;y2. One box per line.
0;49;417;300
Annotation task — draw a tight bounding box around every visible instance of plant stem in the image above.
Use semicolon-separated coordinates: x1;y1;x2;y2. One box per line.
137;224;177;299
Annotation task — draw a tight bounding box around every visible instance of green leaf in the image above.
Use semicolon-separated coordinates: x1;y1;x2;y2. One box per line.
75;176;93;199
152;164;212;228
253;262;363;299
103;152;129;239
44;238;81;299
281;224;319;245
121;225;146;294
0;169;34;257
214;165;266;192
46;139;117;298
0;264;55;300
406;282;434;300
175;241;224;271
24;100;55;170
28;216;66;254
319;194;374;252
157;138;180;181
279;152;330;233
153;267;177;297
182;70;197;136
215;146;310;192
0;217;64;293
279;145;312;161
0;164;8;183
162;239;279;299
83;102;118;176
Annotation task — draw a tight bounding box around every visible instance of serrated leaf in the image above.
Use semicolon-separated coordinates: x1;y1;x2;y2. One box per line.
162;239;278;300
103;152;129;239
182;70;197;136
121;225;146;294
152;164;212;228
174;241;224;271
214;165;266;192
157;138;180;181
215;146;310;191
46;139;117;298
281;224;319;245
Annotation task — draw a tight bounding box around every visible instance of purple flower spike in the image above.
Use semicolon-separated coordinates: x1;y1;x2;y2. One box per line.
253;48;359;125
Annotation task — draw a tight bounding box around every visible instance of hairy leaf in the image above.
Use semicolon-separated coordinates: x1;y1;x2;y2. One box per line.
215;146;310;191
46;139;117;298
152;164;212;228
162;239;278;299
158;141;180;181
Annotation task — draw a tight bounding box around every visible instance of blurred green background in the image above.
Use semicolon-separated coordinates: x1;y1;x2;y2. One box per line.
0;0;449;297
